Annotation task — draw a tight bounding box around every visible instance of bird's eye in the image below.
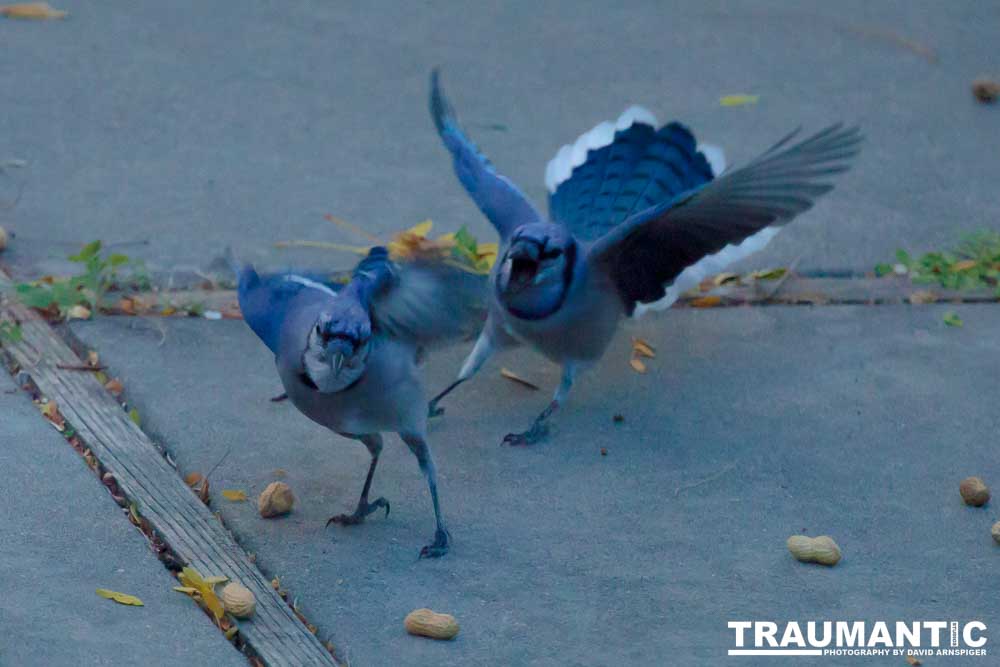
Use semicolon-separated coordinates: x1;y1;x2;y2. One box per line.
315;323;322;336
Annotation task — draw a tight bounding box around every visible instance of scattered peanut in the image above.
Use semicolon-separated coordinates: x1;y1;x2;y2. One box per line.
960;477;990;507
220;582;256;619
404;608;459;640
972;78;1000;103
787;535;841;566
258;481;295;518
992;521;1000;545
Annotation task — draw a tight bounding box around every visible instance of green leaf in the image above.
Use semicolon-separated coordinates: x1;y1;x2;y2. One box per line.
69;240;102;263
943;312;963;327
129;408;141;426
895;249;913;267
874;263;893;277
108;253;130;267
96;588;143;606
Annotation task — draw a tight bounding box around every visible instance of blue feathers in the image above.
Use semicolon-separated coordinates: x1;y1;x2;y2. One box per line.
549;122;715;241
237;266;340;355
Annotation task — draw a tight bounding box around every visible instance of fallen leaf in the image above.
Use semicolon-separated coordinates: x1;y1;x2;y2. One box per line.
629;358;647;374
95;588;143;606
178;567;224;620
690;295;722;308
712;272;741;286
600;448;608;456
720;94;759;107
499;368;540;390
224;626;239;640
221;489;247;502
632;338;656;358
0;2;67;19
40;400;66;431
943;312;963;327
908;290;937;304
86;350;99;367
272;468;287;478
952;259;977;271
184;472;204;486
612;414;624;423
104;378;124;396
117;297;136;315
906;656;922;666
173;586;198;594
128;407;140;426
749;267;787;280
160;305;177;317
203;575;229;585
66;304;91;320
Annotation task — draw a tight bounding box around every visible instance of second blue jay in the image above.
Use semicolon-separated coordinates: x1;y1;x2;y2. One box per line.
428;70;862;445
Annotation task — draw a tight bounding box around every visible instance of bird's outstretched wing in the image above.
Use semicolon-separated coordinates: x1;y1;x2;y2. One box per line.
430;69;543;241
587;124;862;316
371;259;485;347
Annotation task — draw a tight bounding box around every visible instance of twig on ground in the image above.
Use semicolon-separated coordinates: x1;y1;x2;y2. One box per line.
56;363;107;371
674;463;738;497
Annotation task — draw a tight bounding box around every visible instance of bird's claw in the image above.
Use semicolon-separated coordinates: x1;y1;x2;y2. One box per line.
419;528;451;559
501;422;547;447
325;497;390;527
427;401;444;418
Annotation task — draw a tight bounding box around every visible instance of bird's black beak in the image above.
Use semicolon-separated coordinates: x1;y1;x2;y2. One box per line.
500;240;541;293
332;351;346;376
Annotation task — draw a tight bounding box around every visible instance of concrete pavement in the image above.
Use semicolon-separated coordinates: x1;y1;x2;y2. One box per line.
72;304;1000;665
0;372;245;666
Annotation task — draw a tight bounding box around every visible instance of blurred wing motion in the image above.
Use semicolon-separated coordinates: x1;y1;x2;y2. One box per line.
588;124;863;316
430;68;543;240
371;259;484;346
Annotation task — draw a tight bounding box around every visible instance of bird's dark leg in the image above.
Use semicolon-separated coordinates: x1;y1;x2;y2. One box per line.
503;363;577;446
428;331;495;417
326;434;390;527
400;432;450;558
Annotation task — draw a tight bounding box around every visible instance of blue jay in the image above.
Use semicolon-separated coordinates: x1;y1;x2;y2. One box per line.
428;70;862;445
235;246;478;557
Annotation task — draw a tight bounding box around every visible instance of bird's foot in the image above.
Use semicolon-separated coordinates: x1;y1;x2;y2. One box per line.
427;400;445;418
419;528;451;559
501;421;548;447
325;497;390;527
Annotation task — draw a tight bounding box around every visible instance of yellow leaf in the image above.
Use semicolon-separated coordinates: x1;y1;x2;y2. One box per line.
96;588;143;606
128;408;141;426
499;368;540;390
632;338;656;359
0;2;67;19
953;259;977;271
712;272;740;286
690;295;722;308
477;242;499;256
273;240;371;254
720;94;759;107
173;586;198;594
160;306;177;317
629;358;647;374
909;290;937;305
203;575;229;585
179;567;225;619
407;220;433;237
225;625;239;640
749;267;787;280
221;489;247;502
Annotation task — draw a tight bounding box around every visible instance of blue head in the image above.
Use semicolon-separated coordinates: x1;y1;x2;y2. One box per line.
303;299;372;392
495;223;577;320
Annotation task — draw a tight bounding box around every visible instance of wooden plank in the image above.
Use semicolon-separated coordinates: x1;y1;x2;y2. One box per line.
0;275;337;667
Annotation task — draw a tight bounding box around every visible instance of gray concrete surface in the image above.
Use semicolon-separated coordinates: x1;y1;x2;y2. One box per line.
72;304;1000;666
2;0;999;281
0;372;245;666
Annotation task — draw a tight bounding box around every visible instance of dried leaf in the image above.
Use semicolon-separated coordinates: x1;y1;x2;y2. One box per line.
749;267;787;280
952;259;977;271
906;656;922;666
631;338;656;358
178;567;224;620
173;586;198;594
629;358;647;374
408;220;433;237
690;295;722;308
184;472;204;486
908;290;937;305
160;305;177;317
0;2;67;19
972;78;1000;104
66;304;91;320
117;297;136;315
719;94;759;107
943;311;963;327
104;378;124;397
203;575;229;585
224;625;239;640
499;368;540;390
40;401;66;431
221;489;247;502
712;272;740;286
95;588;143;606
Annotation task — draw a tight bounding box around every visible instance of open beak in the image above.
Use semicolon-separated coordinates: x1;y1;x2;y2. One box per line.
332;351;346;376
499;242;541;294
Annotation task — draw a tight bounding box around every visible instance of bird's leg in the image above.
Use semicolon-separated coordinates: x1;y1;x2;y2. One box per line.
400;432;450;558
503;363;577;447
428;330;495;417
326;434;390;526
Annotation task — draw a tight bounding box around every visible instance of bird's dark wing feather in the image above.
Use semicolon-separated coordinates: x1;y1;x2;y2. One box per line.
430;69;543;241
588;124;862;315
